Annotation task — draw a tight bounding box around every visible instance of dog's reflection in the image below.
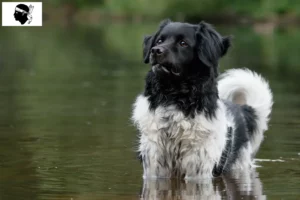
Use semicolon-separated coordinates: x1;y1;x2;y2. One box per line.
140;169;266;200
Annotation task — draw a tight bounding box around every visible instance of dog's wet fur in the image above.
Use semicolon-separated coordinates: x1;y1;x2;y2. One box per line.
132;19;273;180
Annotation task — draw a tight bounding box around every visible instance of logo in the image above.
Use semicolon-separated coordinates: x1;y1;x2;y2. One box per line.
14;4;34;25
2;2;42;26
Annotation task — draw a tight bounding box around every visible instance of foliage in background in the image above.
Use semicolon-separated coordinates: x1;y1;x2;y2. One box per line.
44;0;300;21
3;0;299;22
4;0;300;21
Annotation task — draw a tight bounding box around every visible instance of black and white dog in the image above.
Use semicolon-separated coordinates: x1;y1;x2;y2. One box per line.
132;19;273;180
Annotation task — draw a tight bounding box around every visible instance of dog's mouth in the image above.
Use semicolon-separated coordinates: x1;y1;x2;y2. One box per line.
152;64;180;76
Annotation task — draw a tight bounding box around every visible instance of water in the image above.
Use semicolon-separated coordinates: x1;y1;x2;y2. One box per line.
0;23;299;200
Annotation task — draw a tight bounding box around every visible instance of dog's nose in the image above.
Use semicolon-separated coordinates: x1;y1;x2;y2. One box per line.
151;47;165;55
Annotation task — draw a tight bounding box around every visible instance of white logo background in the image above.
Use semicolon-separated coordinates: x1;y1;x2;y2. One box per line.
2;2;42;26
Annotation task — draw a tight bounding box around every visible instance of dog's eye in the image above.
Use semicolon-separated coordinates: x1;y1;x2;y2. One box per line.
179;40;188;47
157;39;163;44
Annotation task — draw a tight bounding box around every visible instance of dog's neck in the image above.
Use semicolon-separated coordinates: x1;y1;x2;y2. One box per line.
144;70;219;118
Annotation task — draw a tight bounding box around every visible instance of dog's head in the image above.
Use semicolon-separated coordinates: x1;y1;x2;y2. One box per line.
143;19;232;78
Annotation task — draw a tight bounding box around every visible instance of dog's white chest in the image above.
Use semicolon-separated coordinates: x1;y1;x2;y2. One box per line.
132;95;228;179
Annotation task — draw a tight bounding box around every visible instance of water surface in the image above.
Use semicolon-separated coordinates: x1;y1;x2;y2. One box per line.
0;23;299;200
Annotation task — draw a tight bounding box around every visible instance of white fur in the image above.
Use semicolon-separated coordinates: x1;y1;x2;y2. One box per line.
230;144;254;170
132;68;273;179
218;68;273;154
132;95;228;179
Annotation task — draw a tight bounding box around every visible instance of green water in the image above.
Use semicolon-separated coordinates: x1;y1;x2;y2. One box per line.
0;23;299;200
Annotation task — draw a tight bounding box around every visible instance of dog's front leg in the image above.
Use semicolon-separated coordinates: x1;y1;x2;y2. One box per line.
181;152;214;181
140;141;172;179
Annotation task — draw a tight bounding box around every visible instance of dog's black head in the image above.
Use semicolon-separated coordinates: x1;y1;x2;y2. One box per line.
143;19;231;79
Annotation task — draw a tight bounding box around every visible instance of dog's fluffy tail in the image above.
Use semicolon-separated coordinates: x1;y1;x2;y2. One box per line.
218;68;273;152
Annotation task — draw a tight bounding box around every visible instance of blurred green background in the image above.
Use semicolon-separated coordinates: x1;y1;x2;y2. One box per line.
4;0;300;24
43;0;300;24
0;1;300;200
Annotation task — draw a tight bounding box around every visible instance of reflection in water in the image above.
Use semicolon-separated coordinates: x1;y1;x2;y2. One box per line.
141;169;266;200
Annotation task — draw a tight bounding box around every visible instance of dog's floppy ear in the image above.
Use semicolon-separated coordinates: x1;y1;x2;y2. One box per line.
196;21;232;68
143;18;172;64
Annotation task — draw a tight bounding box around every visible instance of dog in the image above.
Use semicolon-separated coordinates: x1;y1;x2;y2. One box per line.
131;19;273;180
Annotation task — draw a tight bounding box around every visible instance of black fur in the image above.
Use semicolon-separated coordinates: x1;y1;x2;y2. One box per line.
196;22;232;77
142;19;232;118
213;101;258;175
140;19;259;177
144;70;218;118
143;19;172;64
242;105;258;135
